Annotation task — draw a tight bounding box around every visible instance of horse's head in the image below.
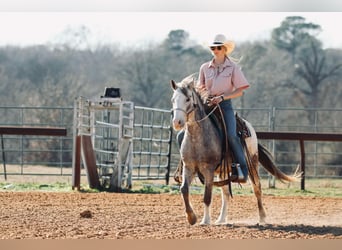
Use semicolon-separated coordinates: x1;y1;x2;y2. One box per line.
170;75;203;131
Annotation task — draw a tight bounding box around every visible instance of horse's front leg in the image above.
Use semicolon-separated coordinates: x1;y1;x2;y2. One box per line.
200;168;214;225
180;166;197;225
215;185;230;224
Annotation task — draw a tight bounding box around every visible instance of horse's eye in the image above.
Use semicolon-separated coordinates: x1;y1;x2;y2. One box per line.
186;98;190;102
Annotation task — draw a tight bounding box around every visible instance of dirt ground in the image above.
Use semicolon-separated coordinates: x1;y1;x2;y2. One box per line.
0;191;341;239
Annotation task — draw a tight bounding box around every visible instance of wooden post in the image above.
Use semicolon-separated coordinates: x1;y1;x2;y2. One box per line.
81;135;101;190
299;140;305;191
72;135;81;190
1;134;7;181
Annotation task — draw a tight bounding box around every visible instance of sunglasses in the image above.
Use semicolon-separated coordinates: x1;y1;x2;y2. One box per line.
210;46;222;51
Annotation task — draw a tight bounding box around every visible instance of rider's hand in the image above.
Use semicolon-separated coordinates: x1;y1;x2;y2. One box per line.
207;95;224;106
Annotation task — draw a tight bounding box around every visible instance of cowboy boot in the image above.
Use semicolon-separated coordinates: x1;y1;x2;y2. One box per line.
231;163;245;182
228;136;248;183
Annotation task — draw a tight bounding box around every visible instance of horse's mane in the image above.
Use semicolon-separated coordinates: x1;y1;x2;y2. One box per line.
178;73;196;88
178;74;210;120
179;74;209;105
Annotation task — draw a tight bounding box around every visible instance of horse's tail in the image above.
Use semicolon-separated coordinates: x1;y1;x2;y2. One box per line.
258;143;302;183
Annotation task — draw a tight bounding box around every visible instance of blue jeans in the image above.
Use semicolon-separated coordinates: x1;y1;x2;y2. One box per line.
219;100;248;180
219;100;237;137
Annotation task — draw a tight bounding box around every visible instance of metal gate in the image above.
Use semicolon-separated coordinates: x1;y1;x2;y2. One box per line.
132;106;173;183
72;95;134;191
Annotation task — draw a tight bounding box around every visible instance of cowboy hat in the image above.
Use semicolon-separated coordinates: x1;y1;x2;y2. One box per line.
209;34;235;55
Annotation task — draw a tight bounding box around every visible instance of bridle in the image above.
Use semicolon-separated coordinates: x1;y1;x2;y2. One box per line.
171;87;217;123
171;87;196;116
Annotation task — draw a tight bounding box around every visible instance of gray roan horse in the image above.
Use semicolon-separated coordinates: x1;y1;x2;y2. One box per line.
170;75;300;225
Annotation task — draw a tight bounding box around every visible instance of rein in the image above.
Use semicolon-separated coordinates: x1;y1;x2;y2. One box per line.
195;105;218;123
171;105;217;124
171;87;218;124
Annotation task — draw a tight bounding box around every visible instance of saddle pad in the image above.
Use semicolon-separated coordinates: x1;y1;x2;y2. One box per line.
235;113;252;139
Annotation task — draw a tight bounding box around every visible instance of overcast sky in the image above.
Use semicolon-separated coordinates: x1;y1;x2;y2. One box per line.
0;1;341;49
1;12;341;49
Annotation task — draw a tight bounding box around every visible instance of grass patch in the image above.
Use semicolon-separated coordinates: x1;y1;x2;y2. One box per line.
0;182;71;192
1;178;341;197
120;179;342;197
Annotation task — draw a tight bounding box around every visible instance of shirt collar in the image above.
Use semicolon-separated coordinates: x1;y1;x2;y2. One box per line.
209;56;233;68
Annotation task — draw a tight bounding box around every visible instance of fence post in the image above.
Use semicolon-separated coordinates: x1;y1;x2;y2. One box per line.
72;135;81;190
1;135;7;180
268;107;276;188
165;121;173;185
299;139;306;190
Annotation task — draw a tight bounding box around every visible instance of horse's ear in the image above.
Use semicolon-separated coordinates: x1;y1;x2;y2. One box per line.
189;79;195;88
170;80;177;90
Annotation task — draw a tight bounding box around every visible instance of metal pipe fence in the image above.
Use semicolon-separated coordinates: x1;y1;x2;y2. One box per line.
132;106;173;183
1;106;342;182
0;106;74;177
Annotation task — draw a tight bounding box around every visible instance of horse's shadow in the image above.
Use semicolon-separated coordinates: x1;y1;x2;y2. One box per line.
225;223;342;237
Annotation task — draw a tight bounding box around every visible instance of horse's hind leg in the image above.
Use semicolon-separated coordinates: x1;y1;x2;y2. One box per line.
252;181;266;223
250;156;266;223
180;167;197;225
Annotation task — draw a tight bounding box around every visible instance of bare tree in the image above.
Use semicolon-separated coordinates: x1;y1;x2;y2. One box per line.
294;41;342;108
271;16;321;61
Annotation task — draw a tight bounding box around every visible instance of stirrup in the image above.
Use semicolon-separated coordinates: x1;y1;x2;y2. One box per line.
231;163;247;183
173;160;183;184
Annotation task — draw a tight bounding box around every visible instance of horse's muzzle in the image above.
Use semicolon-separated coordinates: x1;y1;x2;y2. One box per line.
172;119;184;131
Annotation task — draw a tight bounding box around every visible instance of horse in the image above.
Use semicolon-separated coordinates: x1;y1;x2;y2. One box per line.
170;75;300;225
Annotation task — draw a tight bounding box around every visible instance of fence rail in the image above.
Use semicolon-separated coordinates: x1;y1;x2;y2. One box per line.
256;131;342;190
0;126;67;180
1;106;342;187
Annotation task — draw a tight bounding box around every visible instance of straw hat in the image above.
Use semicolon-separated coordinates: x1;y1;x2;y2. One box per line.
209;34;235;55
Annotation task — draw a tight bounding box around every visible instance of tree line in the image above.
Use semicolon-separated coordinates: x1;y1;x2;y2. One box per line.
1;15;341;175
0;16;341;111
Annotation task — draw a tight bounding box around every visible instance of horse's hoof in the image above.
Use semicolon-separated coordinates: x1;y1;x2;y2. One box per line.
259;217;266;224
174;175;181;183
200;220;210;226
187;213;197;225
214;219;227;225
